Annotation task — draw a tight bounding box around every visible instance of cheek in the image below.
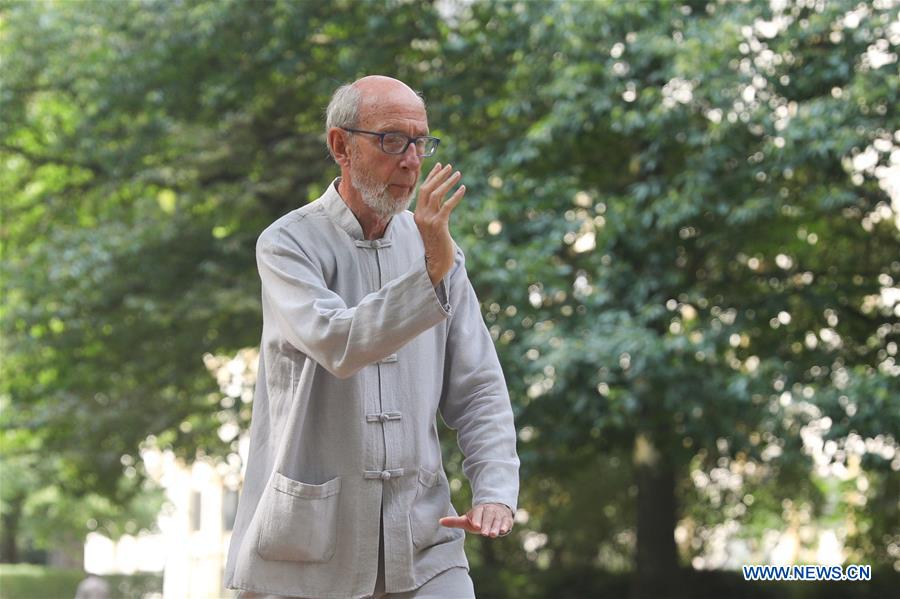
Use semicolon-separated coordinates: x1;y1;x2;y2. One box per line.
350;145;376;171
382;162;403;181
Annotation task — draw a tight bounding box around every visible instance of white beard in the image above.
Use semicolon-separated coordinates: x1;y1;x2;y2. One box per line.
350;160;414;220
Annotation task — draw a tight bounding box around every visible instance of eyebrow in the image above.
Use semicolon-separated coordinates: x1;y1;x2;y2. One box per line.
383;130;432;137
378;122;430;136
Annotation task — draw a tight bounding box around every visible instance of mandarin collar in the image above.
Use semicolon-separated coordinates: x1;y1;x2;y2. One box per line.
322;178;400;244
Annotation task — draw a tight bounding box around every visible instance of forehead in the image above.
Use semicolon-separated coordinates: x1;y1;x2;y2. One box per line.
359;92;429;134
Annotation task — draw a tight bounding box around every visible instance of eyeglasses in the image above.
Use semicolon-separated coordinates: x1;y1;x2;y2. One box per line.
341;127;440;157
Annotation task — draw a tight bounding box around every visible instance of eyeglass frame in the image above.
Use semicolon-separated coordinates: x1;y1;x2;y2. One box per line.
340;127;441;157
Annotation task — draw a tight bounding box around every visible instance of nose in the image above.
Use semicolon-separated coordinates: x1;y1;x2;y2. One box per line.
398;141;422;170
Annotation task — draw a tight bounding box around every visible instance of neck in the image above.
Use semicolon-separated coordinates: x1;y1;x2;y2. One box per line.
337;177;391;240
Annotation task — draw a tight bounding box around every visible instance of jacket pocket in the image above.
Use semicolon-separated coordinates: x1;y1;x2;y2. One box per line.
409;467;461;550
257;472;341;562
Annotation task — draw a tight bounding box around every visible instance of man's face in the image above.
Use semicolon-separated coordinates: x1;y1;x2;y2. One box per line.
348;91;429;219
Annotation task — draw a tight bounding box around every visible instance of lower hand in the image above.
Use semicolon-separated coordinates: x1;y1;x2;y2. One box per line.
439;503;513;538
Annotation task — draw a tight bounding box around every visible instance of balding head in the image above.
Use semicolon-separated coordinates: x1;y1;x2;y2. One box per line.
325;76;427;159
353;76;425;126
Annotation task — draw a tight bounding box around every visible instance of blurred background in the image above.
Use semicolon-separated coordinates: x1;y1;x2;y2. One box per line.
1;0;898;597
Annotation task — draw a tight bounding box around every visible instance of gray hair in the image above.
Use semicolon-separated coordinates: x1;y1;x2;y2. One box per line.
325;83;361;160
324;79;428;160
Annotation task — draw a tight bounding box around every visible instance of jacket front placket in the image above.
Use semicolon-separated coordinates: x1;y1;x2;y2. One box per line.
354;237;402;480
353;236;414;589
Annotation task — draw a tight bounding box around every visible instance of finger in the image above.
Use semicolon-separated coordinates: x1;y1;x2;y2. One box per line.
440;184;466;215
480;511;496;536
470;505;485;529
441;515;482;534
489;515;502;537
421;162;444;190
479;508;496;535
423;162;444;189
430;163;454;184
439;516;468;529
469;514;484;533
498;517;512;536
420;164;453;206
465;514;482;533
432;171;461;204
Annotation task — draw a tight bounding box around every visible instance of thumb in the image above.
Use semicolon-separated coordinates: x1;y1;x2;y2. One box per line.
439;515;469;529
439;515;479;533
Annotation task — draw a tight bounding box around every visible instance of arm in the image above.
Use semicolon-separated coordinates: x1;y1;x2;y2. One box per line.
256;162;467;378
257;233;449;379
437;249;520;536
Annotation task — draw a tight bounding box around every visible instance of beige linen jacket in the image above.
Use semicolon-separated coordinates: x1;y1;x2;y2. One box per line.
224;180;520;598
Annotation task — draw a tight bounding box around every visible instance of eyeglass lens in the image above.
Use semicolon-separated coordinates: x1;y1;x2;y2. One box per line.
382;133;437;156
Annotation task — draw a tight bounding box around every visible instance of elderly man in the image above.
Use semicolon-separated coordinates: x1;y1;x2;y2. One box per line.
224;76;519;598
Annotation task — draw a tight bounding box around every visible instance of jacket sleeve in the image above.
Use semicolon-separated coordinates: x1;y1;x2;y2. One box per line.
438;249;520;513
257;230;450;379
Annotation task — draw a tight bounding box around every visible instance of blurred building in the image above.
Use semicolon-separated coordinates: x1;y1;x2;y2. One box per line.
84;446;244;599
85;349;254;599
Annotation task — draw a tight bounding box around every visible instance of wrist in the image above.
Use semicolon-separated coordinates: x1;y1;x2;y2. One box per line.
424;254;447;286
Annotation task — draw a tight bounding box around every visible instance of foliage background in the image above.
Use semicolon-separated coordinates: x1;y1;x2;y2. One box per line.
1;0;898;597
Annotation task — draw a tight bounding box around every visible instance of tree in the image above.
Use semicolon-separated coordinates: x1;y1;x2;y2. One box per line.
1;0;445;557
427;0;899;594
0;403;163;564
2;0;898;595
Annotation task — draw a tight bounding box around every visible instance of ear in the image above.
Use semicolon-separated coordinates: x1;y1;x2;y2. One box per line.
328;128;352;168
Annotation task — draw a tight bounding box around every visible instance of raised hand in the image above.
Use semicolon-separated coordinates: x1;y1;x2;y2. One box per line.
414;162;466;286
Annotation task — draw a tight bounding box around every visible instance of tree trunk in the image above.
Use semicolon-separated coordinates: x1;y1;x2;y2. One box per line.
0;493;25;563
48;532;84;569
632;434;679;598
